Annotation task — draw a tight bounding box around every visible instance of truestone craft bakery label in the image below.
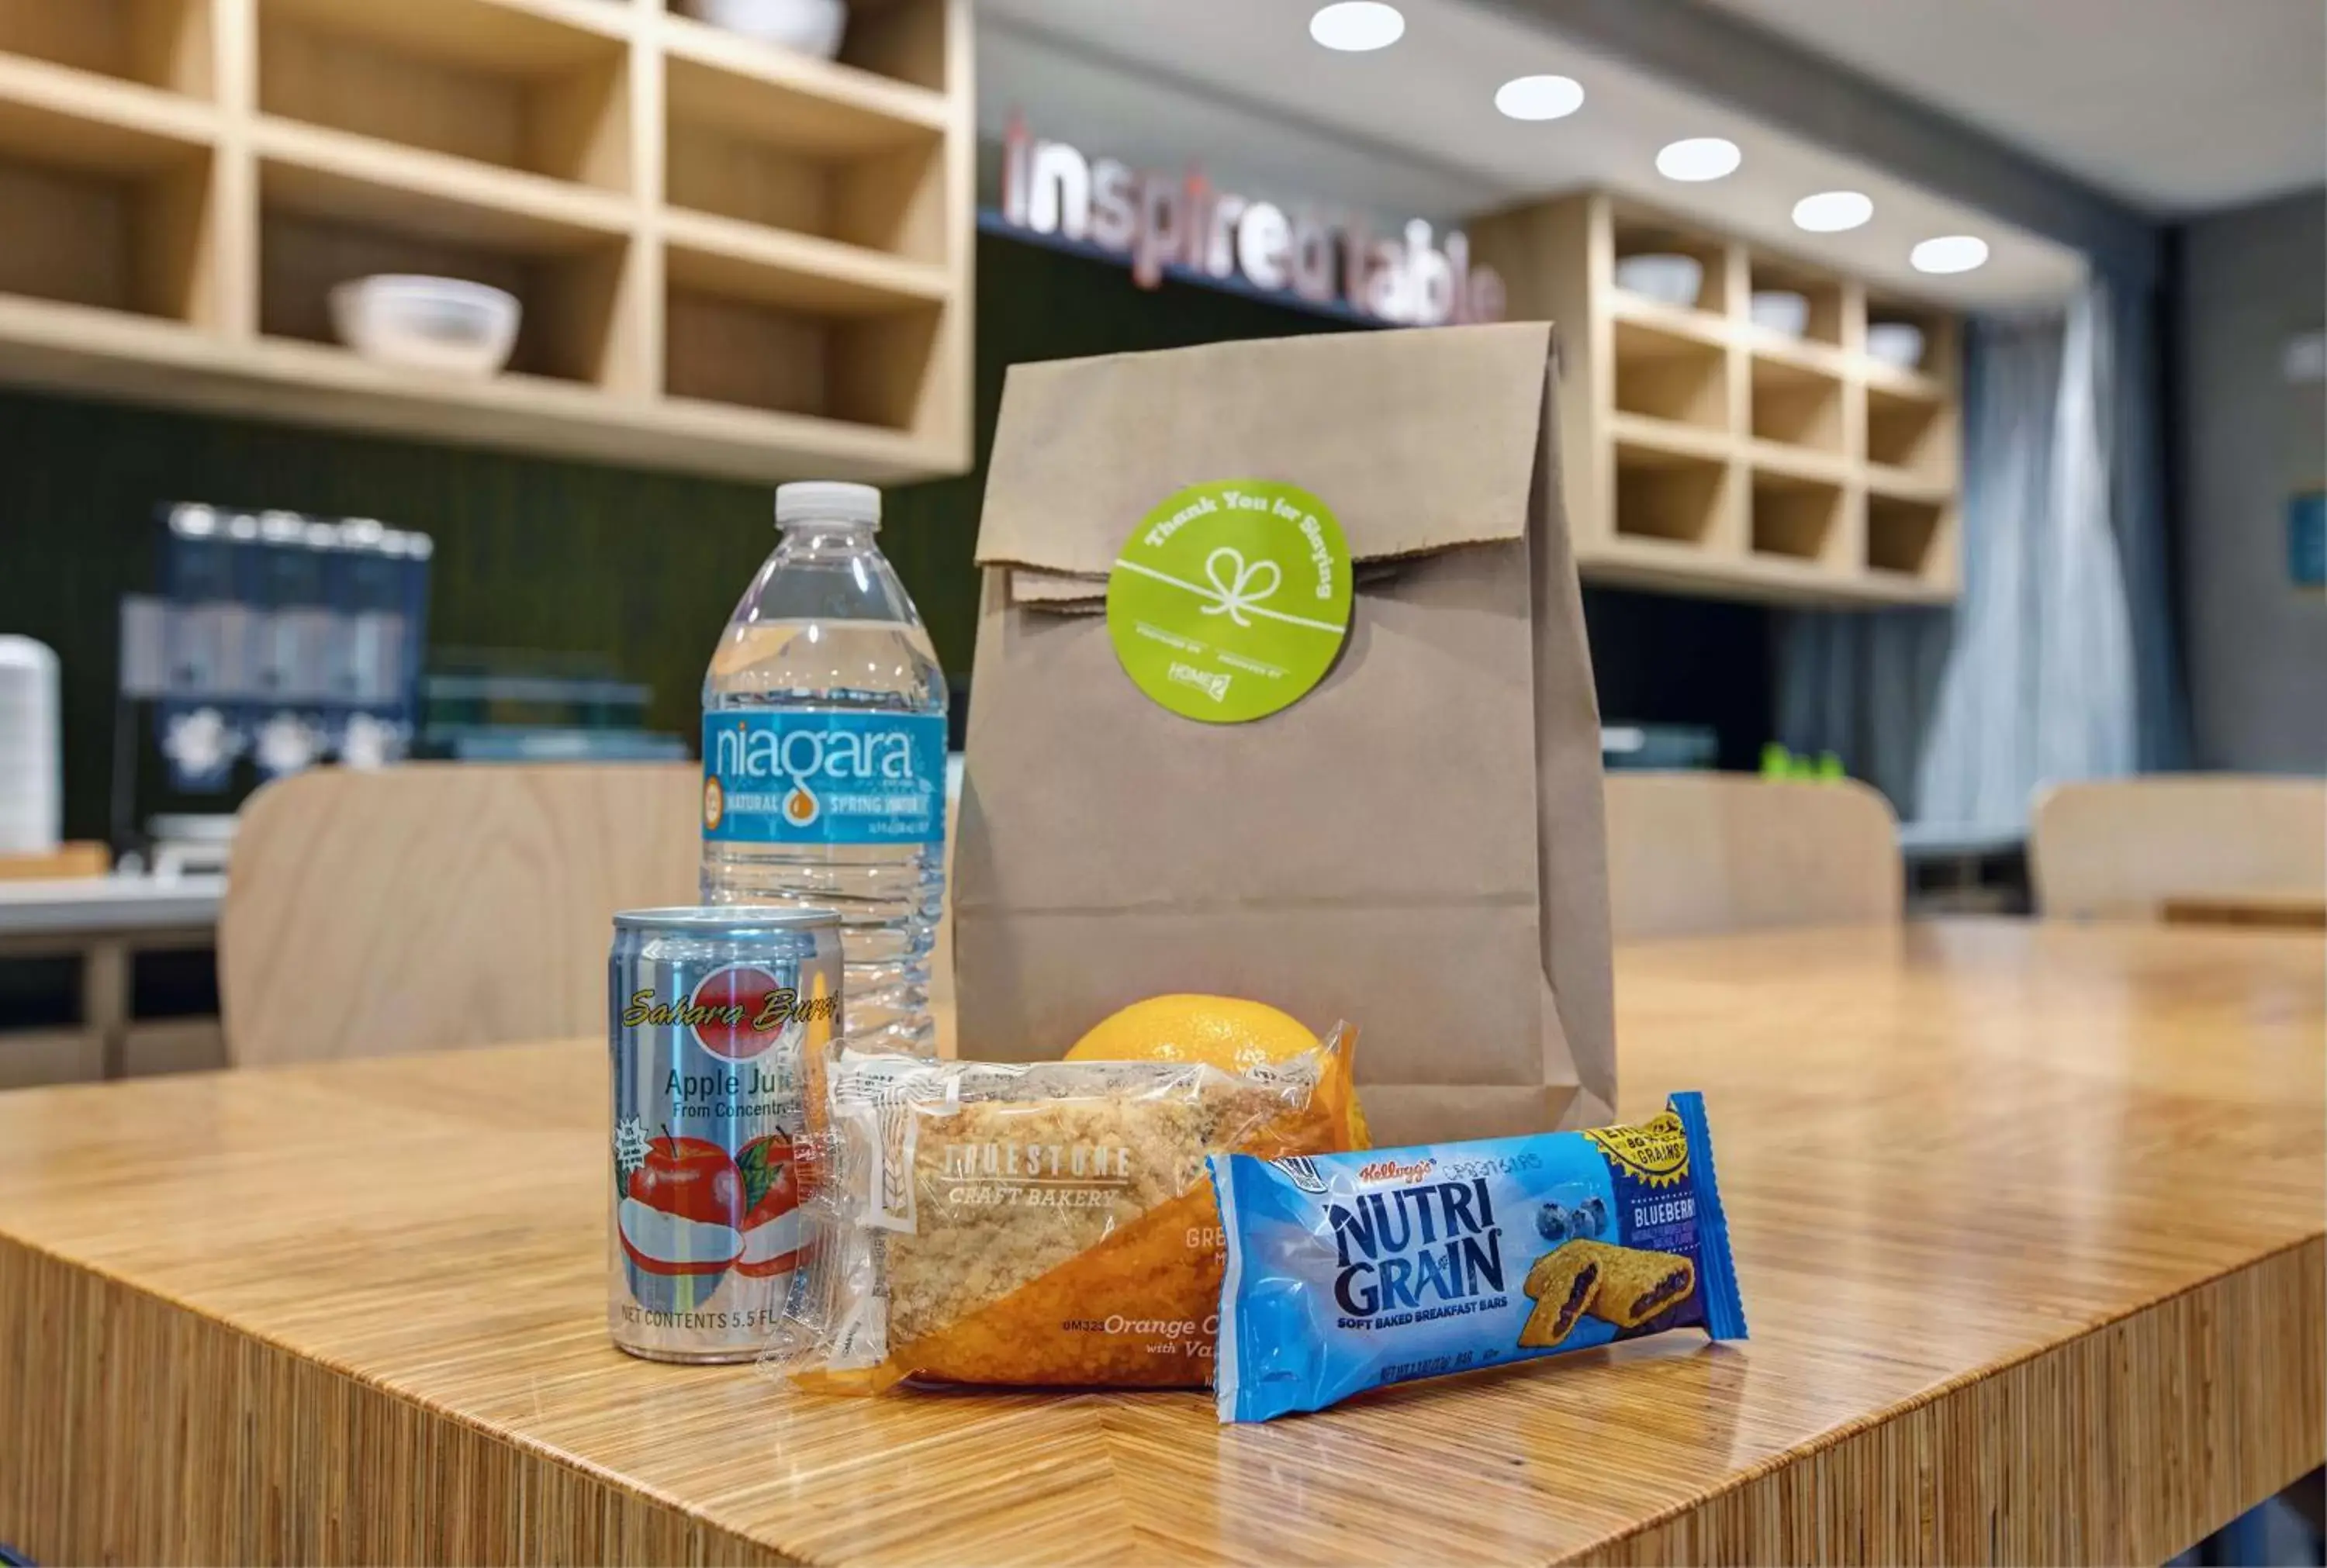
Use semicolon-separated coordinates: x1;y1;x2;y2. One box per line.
1106;480;1352;724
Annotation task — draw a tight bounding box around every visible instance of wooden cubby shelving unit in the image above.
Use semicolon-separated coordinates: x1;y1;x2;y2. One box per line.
0;0;972;483
1471;191;1962;605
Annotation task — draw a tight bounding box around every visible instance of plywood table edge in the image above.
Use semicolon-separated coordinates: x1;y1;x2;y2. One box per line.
0;1227;800;1566
1569;1234;2327;1566
11;1224;2319;1567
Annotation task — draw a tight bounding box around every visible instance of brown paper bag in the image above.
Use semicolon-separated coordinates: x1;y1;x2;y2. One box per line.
953;323;1613;1146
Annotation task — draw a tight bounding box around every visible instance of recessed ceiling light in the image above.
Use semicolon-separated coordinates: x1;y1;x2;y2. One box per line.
1793;191;1872;233
1495;74;1585;121
1910;235;1990;274
1309;2;1404;50
1656;137;1741;182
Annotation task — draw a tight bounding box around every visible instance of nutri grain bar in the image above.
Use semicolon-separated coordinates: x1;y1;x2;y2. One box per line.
1208;1093;1746;1421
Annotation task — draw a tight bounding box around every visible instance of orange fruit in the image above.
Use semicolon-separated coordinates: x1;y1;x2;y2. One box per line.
1065;994;1370;1149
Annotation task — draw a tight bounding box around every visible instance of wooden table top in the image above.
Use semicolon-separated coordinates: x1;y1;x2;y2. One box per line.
2;920;2321;1566
2159;888;2327;931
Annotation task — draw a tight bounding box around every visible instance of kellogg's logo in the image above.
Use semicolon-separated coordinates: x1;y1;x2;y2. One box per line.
1357;1156;1434;1186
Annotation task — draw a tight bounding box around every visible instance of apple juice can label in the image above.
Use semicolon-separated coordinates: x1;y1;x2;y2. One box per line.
607;906;842;1363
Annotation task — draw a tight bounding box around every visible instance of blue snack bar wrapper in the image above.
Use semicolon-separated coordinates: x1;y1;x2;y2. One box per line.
1208;1092;1746;1422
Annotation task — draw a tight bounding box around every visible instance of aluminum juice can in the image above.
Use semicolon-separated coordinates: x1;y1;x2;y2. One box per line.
607;905;842;1363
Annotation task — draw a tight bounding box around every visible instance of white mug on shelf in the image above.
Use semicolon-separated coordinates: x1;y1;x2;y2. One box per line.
330;275;522;378
0;635;61;856
681;0;848;58
1866;323;1928;370
1749;290;1810;338
1612;253;1704;309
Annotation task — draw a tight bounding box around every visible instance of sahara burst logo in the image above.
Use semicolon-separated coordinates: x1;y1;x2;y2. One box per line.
617;964;838;1061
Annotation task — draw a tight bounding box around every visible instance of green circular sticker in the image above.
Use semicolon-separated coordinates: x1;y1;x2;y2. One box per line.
1106;480;1352;724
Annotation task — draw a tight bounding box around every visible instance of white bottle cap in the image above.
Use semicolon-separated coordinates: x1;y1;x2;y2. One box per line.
776;481;882;529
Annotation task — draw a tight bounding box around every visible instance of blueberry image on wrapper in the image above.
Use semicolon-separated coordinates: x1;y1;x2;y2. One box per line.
1536;1183;1607;1243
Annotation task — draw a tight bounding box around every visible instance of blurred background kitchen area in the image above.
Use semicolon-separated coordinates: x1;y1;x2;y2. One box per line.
0;4;2320;1083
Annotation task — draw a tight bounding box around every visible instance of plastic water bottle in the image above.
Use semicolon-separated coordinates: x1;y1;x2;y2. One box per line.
700;482;949;1055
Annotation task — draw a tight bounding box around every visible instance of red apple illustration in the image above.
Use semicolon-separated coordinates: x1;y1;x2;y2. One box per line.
733;1134;803;1280
628;1135;745;1228
619;1136;745;1285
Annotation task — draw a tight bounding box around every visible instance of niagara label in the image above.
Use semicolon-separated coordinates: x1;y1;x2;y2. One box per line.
701;710;947;844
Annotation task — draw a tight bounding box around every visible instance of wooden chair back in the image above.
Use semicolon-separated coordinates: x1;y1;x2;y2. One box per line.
1606;772;1903;941
2030;775;2327;919
221;764;700;1067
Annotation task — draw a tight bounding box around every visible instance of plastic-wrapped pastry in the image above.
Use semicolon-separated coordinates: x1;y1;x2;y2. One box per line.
775;1029;1351;1391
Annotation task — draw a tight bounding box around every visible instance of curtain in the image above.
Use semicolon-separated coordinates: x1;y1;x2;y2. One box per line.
1776;276;2179;827
2105;280;2189;773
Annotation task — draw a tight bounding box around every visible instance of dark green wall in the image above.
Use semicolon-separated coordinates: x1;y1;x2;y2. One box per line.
1;230;1765;844
3;392;800;841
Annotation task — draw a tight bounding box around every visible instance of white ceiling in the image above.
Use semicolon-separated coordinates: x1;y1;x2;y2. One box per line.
1705;0;2327;216
979;0;2089;308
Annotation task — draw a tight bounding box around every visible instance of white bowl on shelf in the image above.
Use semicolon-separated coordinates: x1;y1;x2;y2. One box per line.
1613;253;1703;309
681;0;847;58
330;275;520;378
1749;289;1810;337
1866;323;1927;370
